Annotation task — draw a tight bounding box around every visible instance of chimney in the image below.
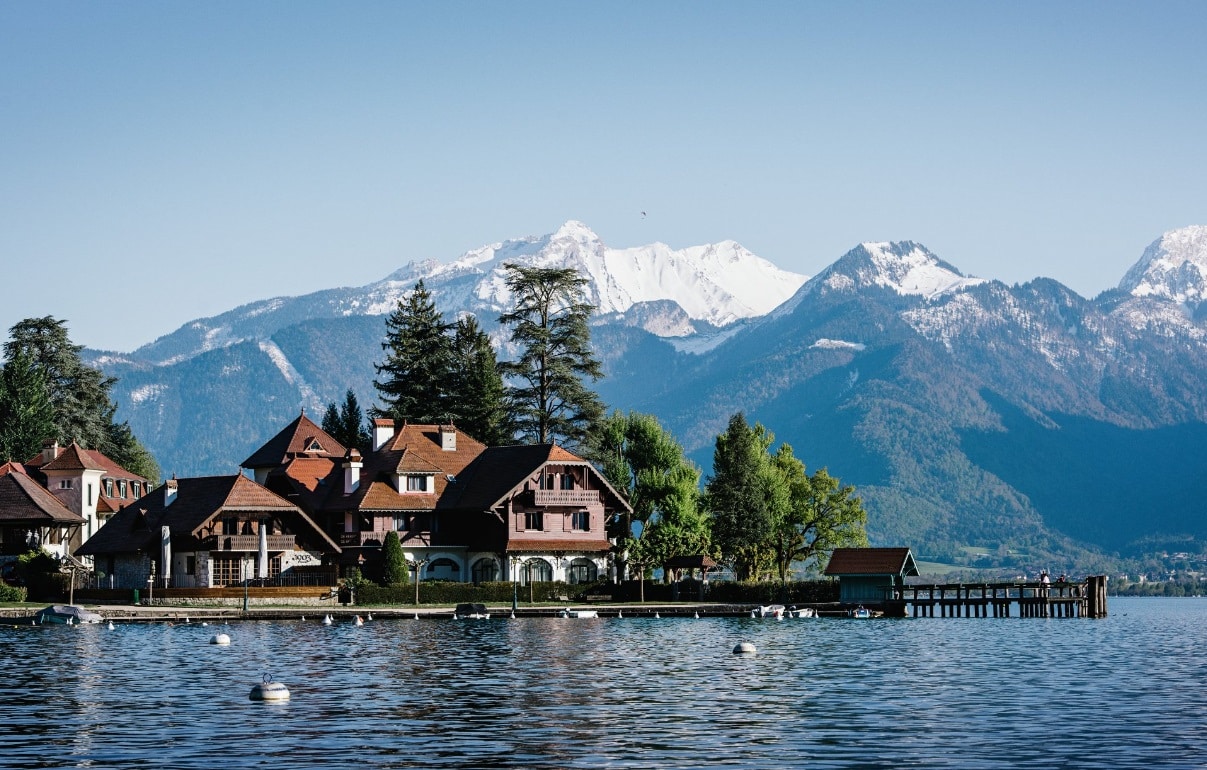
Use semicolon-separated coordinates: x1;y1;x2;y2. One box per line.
165;477;178;507
372;418;395;451
439;424;456;452
41;440;60;465
343;449;363;495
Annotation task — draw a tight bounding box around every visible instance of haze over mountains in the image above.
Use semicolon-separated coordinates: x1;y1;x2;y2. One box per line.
87;222;1207;572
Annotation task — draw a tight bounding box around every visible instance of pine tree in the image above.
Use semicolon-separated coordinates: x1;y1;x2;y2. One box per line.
323;389;370;450
704;412;775;581
0;349;56;463
3;317;157;478
498;264;605;449
372;281;454;424
449;316;511;445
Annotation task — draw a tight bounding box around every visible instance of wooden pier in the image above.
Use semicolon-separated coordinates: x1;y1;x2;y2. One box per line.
882;575;1108;619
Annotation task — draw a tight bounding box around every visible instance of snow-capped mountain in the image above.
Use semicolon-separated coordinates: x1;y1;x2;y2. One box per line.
120;221;806;367
1119;225;1207;308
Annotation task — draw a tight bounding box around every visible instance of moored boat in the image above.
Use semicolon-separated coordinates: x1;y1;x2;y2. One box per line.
36;605;104;625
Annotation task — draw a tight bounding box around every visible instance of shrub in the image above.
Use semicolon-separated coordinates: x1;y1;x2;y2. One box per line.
0;583;27;602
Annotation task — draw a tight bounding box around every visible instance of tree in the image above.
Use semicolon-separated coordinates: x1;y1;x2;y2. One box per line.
322;389;370;450
381;531;408;586
599;411;710;581
3;317;157;480
704;413;776;581
498;264;605;449
0;349;56;462
449;316;511;445
373;280;455;424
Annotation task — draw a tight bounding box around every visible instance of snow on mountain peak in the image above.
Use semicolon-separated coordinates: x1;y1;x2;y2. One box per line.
1119;225;1207;306
807;241;985;300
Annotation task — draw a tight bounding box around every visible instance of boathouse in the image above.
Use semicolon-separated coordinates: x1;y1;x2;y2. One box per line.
824;547;918;605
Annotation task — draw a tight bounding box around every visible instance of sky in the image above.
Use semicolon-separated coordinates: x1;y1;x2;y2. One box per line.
2;1;1206;352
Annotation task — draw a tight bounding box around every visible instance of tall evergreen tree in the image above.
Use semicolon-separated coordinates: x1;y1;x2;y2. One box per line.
3;317;157;480
0;349;56;463
704;412;776;581
449;316;511;446
323;389;370;450
380;530;408;586
372;281;455;424
498;264;605;449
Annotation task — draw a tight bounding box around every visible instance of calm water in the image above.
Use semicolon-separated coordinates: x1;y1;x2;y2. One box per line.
1;597;1204;769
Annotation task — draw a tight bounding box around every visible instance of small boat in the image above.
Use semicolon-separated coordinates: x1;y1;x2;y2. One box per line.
36;605;104;625
560;608;598;618
756;604;786;619
454;603;490;620
786;606;816;619
852;606;871;619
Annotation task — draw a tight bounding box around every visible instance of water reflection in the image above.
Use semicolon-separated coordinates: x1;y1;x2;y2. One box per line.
1;599;1204;768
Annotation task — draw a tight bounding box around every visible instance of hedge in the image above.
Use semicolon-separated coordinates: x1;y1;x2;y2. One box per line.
355;580;612;606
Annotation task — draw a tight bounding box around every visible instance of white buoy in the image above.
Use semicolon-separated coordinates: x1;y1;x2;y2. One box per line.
107;621;115;630
300;616;305;621
249;675;290;701
211;633;231;646
510;611;516;619
654;612;660;618
322;615;332;625
202;621;209;627
413;613;419;620
617;610;623;619
366;612;373;621
733;642;757;655
354;615;364;626
694;611;700;619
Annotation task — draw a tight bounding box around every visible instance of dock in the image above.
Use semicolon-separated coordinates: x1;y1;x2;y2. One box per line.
884;575;1108;618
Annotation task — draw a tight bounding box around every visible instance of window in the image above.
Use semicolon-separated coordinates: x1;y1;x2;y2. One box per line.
104;478;114;497
393;514;409;532
567;558;597;584
521;558;552;585
87;484;92;507
524;511;544;531
211;557;242;586
222;518;239;536
572;510;590;531
426;558;460;580
471;558;499;584
540;473;555;490
406;475;429;492
561;474;575;490
132;481;141;498
118;480;128;499
185;555;196;576
59;479;73;490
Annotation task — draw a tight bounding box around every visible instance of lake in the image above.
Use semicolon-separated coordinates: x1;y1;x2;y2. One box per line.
0;596;1203;769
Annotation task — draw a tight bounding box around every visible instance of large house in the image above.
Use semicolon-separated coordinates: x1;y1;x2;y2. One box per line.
75;474;340;589
0;441;150;565
247;412;630;587
74;412;631;589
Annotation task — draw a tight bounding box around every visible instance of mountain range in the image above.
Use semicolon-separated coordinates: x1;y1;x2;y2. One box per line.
86;222;1207;572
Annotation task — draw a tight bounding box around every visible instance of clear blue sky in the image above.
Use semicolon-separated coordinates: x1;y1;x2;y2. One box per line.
3;1;1205;352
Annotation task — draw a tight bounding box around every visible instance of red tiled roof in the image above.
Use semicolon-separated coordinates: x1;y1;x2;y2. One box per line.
241;411;346;468
40;443;107;473
824;547;918;577
357;481;415;511
0;461;27;476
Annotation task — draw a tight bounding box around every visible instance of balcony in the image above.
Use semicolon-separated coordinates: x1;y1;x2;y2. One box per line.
203;534;297;552
339;530;431;547
533;489;600;506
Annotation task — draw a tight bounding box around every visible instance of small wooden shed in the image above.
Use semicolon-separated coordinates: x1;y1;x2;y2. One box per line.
824;547;919;604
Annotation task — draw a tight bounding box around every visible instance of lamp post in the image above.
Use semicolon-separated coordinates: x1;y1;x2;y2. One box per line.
411;557;429;607
510;555;519;614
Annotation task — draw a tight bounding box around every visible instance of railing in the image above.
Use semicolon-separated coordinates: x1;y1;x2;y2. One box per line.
339;530;431;547
201;534;297;552
533;489;599;506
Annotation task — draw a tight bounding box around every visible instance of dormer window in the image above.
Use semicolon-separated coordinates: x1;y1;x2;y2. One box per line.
59;479;73;490
118;480;128;499
404;475;431;493
104;478;114;497
304;438;325;454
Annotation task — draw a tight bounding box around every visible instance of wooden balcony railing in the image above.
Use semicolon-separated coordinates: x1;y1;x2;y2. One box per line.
202;534;296;552
533;489;599;506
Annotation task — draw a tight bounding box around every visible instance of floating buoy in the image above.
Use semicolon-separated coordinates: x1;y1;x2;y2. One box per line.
249;674;289;701
617;610;623;619
107;621;115;630
733;642;757;655
300;616;305;621
366;612;373;621
694;611;700;619
413;613;419;620
202;621;208;627
322;615;332;625
211;633;231;646
510;611;516;619
354;615;364;626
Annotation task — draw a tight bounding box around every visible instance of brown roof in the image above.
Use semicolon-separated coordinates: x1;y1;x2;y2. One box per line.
507;538;612;553
442;444;630;514
357;480;416;511
824;547;918;577
76;474;339;557
241;411;347;468
39;443;107;473
664;555;717;569
0;471;86;525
